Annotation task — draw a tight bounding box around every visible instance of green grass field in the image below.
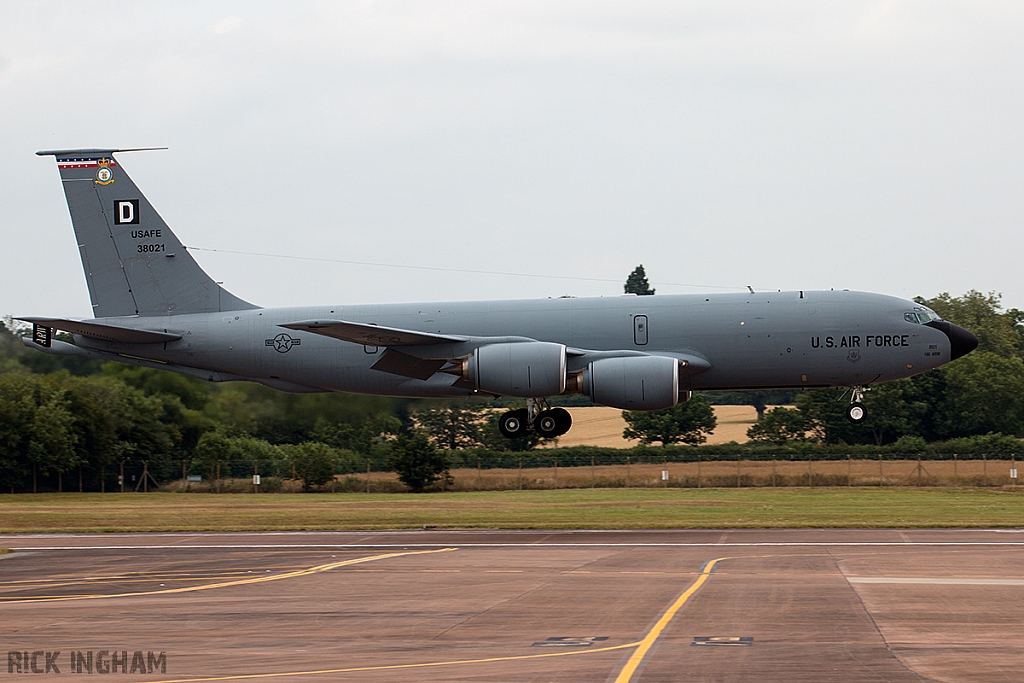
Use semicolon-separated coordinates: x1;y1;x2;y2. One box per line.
0;488;1022;533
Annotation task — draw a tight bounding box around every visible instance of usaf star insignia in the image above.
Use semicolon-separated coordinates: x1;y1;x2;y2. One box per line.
266;333;301;353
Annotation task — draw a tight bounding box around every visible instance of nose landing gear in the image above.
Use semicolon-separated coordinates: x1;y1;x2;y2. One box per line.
497;399;573;439
846;386;868;424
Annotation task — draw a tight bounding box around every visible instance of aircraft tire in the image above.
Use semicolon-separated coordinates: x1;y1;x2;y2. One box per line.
846;402;867;424
535;410;558;438
550;407;572;436
535;408;572;438
498;409;530;438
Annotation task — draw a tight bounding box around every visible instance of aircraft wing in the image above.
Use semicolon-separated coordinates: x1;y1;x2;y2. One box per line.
280;320;713;384
279;320;466;346
17;317;181;344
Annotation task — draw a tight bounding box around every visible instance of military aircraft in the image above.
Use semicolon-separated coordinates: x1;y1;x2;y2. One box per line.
21;148;978;439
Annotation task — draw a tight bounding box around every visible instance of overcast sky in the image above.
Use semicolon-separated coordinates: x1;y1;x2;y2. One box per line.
2;2;1022;318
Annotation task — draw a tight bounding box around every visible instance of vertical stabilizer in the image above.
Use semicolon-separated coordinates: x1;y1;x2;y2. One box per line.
37;148;257;318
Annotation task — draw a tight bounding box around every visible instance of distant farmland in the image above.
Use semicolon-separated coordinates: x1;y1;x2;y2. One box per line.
544;405;786;448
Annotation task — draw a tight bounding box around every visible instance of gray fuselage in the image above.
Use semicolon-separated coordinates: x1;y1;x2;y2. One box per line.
75;289;951;399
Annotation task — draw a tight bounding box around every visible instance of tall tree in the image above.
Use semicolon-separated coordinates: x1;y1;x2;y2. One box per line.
746;407;810;445
311;414;401;456
624;265;655;296
412;401;488;450
0;374;79;490
748;390;769;421
390;432;451;492
282;442;340;491
934;352;1024;438
622;397;717;446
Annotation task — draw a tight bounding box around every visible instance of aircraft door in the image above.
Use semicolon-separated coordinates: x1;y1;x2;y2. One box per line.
633;315;648;346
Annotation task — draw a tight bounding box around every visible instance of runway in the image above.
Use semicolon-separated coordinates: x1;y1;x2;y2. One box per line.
2;529;1022;682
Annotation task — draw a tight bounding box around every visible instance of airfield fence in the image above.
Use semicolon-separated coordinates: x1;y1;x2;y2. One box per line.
12;451;1022;493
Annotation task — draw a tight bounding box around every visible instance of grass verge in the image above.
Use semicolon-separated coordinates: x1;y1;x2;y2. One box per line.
0;488;1022;533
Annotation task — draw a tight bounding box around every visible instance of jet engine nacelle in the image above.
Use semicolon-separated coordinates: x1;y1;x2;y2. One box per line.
582;355;688;410
465;341;567;397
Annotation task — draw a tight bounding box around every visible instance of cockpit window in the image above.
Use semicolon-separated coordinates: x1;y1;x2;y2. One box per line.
904;312;919;324
912;307;942;323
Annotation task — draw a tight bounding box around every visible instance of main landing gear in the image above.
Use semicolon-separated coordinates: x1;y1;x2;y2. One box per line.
845;386;868;424
498;398;572;439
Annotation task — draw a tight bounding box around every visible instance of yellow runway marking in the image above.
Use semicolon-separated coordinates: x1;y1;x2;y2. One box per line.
145;641;641;683
0;575;261;591
565;570;695;576
0;565;319;588
140;556;723;683
613;557;726;683
0;571;248;585
0;548;456;604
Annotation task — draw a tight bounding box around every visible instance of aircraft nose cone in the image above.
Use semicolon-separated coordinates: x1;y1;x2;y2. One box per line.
926;320;979;360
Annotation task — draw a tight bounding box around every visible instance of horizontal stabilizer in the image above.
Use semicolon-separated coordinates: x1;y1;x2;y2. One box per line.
36;147;168;157
280;320;465;346
22;337;91;356
18;317;181;344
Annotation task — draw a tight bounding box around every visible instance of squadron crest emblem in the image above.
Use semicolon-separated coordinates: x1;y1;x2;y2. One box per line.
94;158;114;185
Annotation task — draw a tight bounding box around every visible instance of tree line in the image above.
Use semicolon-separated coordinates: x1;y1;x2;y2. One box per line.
1;288;1021;493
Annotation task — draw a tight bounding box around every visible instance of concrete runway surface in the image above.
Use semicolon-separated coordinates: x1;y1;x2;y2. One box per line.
2;529;1022;682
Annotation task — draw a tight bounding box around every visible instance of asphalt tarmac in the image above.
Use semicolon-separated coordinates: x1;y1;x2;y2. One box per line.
2;529;1022;682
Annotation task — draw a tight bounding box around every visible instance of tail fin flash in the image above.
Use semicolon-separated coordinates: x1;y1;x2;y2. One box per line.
37;148;257;318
